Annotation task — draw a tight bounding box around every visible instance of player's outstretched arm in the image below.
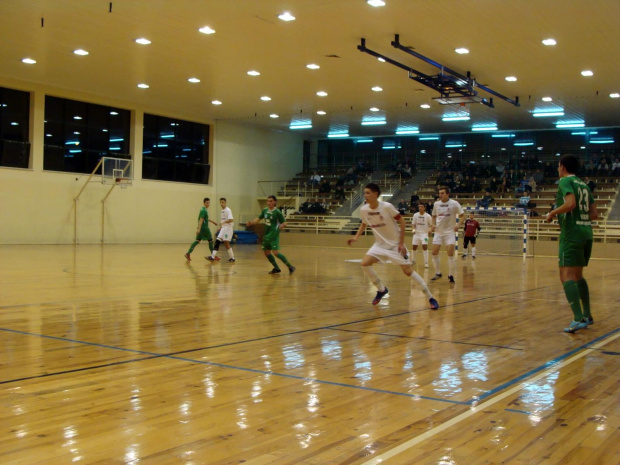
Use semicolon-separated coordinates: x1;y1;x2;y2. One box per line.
246;218;260;227
347;223;366;246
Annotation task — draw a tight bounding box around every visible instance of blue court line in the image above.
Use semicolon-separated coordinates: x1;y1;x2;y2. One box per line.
468;327;620;405
504;408;531;415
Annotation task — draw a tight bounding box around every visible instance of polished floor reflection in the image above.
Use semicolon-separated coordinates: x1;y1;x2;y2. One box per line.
1;244;619;464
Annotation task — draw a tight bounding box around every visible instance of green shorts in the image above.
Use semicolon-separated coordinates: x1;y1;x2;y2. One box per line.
558;238;592;267
196;228;213;242
261;237;280;251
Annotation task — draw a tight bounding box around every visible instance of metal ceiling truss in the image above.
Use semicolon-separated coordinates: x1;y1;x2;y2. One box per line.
358;34;520;109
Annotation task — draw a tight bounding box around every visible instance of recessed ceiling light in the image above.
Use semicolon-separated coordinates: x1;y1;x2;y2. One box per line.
367;0;386;6
505;76;517;82
260;96;271;101
110;111;119;115
278;12;295;21
73;49;89;56
316;111;326;115
247;70;260;76
211;100;222;105
377;57;386;62
188;77;200;83
135;38;151;45
21;58;36;64
610;93;620;98
269;114;279;119
73;116;82;120
581;70;593;77
542;38;557;46
542;97;553;102
306;64;320;70
316;91;328;97
369;107;380;112
455;48;469;54
420;104;431;109
371;86;383;92
199;26;215;34
10;122;19;126
137;83;149;89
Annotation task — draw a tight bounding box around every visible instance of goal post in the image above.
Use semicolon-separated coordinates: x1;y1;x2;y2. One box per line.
456;207;530;260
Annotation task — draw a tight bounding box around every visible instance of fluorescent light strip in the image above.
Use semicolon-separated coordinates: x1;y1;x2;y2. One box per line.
590;139;614;144
356;139;373;143
396;130;420;135
532;111;564;117
514;142;534;146
419;137;439;140
472;126;498;131
442;116;470;121
556;123;585;128
328;133;349;138
290;124;312;129
492;134;515;138
445;144;465;148
361;120;386;125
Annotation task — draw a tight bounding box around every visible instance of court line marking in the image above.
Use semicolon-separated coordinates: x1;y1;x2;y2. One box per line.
358;329;620;465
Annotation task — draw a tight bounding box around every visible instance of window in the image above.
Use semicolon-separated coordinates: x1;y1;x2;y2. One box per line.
0;86;30;168
142;114;210;184
43;96;130;174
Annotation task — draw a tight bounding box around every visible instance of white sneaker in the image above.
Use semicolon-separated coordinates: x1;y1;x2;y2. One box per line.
424;263;429;268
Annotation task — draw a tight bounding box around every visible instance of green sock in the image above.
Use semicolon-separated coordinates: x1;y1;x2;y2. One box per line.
563;280;584;321
188;240;199;254
577;279;591;318
208;240;214;252
275;253;292;268
267;254;279;269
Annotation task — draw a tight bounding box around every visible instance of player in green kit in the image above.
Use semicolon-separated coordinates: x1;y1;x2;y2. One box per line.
546;155;598;333
185;197;218;261
246;195;296;274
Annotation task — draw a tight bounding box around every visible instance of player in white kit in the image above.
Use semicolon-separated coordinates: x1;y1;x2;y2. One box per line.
207;198;236;263
411;203;432;268
430;186;464;283
348;183;439;309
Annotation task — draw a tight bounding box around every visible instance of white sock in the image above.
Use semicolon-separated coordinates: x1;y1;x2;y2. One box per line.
448;256;455;277
410;271;433;299
462;247;467;256
472;247;476;257
212;250;218;257
228;248;234;259
362;266;385;292
432;255;441;274
423;250;428;265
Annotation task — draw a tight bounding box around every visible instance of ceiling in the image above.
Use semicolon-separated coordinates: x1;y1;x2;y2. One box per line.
1;0;619;139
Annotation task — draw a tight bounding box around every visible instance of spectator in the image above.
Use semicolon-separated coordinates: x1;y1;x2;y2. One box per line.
613;158;620;176
334;185;346;203
300;198;311;213
309;171;321;187
471;176;481;193
528;175;537;193
397;199;409;215
533;168;544;184
585;177;596;192
476;190;495;209
598;158;610;174
496;162;505;176
489;176;500;193
319;179;331;193
584;160;595;176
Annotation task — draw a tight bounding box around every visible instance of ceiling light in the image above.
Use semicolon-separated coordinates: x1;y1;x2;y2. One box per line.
110;111;118;115
556;122;585;128
199;26;215;34
328;133;349;138
260;96;271;101
21;58;36;64
492;134;515;138
371;86;383;92
419;136;439;140
445;143;466;148
289;124;312;129
361;120;386;125
581;70;593;77
377;57;386;62
505;76;517;82
532;110;564;117
316;91;328;97
542;38;557;46
73;49;89;56
137;83;149;89
514;141;534;146
442;115;470;121
247;70;260;76
73;116;82;120
278;12;295;21
610;93;620;98
356;139;373;143
269;114;279;119
316;111;326;115
10;122;19;126
542;97;553;102
420;104;431;109
472;125;498;131
590;139;614;144
135;38;151;45
369;107;380;112
211;100;222;105
396;129;420;135
455;48;469;54
188;77;200;83
306;64;320;70
367;0;386;6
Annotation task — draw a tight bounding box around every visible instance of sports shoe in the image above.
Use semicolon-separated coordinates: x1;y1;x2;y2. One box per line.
584;316;594;325
206;256;215;262
431;273;442;281
429;297;439;310
424;263;429;268
472;256;476;260
448;275;455;284
372;287;389;305
184;253;191;261
563;319;588;333
289;266;296;274
228;258;235;263
268;268;281;274
461;254;467;259
214;256;222;261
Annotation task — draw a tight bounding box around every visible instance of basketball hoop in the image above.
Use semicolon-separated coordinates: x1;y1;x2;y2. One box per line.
116;178;131;189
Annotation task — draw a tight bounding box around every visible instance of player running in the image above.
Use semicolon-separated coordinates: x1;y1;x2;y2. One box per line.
461;212;481;259
207;198;236;263
185;197;218;261
411;203;432;268
430;186;464;284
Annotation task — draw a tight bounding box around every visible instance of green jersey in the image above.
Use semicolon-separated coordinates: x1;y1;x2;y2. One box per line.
198;206;210;231
259;207;285;242
556;175;594;241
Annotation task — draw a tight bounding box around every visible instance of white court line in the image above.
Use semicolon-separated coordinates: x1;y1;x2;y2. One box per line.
361;330;620;464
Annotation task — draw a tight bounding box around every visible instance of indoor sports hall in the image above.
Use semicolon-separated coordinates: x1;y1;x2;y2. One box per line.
1;2;619;464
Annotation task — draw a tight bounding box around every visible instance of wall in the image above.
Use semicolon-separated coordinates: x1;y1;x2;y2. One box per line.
0;78;304;244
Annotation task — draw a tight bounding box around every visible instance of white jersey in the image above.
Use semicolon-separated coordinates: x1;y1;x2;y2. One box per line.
412;212;432;235
220;207;233;229
432;199;463;234
360;201;402;249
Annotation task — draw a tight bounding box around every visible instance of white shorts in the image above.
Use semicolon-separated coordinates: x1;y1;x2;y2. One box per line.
366;243;411;266
432;232;456;246
412;233;429;246
217;226;234;242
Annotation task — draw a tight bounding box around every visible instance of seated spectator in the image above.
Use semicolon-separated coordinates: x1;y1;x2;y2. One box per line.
318;179;331;193
497;177;509;194
515;195;531;212
528;175;537;192
309;172;321;187
533;169;544;184
471;176;481;192
489;176;500;193
495;162;505;176
613;158;620;176
476;190;495;209
397;199;409;215
334;185;346;202
585;160;595;176
585;177;596;192
299;198;311;213
515;176;531;194
310;199;326;214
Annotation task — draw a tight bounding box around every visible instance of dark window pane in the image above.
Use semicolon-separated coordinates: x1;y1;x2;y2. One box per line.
0;86;30;167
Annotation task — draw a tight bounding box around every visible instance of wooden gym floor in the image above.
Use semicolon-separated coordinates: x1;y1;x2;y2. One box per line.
1;243;619;464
